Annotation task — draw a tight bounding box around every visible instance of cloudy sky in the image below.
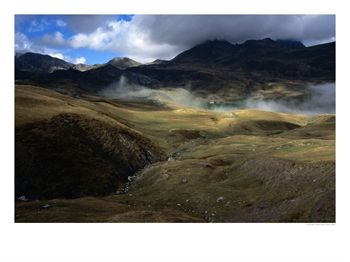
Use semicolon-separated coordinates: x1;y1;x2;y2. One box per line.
15;15;335;64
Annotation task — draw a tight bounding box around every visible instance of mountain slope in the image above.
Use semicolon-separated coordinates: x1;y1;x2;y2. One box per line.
172;38;306;64
15;52;73;73
126;39;334;92
159;39;333;79
107;57;142;69
172;39;237;63
15;85;165;199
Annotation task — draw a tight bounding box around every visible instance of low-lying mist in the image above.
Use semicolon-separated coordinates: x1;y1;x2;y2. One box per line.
100;76;335;115
245;83;335;115
100;76;207;108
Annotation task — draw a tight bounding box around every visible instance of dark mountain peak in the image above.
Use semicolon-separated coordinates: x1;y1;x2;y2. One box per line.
20;52;70;62
20;52;48;59
194;39;235;53
199;39;233;47
172;38;307;64
243;38;273;44
107;57;141;69
172;39;235;63
242;38;305;49
172;37;310;64
242;38;279;48
263;37;274;42
15;52;72;73
109;57;130;61
275;39;305;48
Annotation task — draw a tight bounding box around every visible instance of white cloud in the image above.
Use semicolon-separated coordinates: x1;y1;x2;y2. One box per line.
65;19;181;62
48;52;64;60
15;32;86;65
67;15;116;33
15;32;33;51
48;53;86;64
27;18;49;32
74;57;86;64
17;15;336;64
43;52;87;64
40;31;65;47
56;19;67;27
131;15;335;48
46;15;336;63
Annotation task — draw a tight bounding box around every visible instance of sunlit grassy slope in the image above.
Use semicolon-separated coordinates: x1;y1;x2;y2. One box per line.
15;85;335;222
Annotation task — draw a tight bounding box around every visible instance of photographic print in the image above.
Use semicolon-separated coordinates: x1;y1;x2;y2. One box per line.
14;15;335;222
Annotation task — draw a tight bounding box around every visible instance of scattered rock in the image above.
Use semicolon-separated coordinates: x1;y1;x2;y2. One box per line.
182;178;188;183
123;184;130;193
186;199;190;203
177;203;182;207
205;163;214;168
216;196;224;203
17;195;28;201
41;204;51;209
167;157;175;161
160;173;169;180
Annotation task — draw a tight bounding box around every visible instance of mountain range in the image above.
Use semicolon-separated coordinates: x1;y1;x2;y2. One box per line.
15;38;335;94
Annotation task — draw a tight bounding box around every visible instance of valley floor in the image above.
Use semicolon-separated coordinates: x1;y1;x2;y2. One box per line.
15;85;335;222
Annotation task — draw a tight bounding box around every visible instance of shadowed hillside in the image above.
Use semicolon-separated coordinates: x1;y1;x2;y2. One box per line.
15;86;164;199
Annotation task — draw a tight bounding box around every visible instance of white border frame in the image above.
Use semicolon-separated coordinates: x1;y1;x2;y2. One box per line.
1;1;349;262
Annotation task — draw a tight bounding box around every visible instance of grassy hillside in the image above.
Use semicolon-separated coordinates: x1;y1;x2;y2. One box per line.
15;85;335;222
15;85;165;199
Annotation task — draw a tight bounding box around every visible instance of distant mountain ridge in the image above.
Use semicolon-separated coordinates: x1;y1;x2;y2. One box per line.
126;39;335;91
15;38;335;93
172;38;306;64
15;53;143;73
